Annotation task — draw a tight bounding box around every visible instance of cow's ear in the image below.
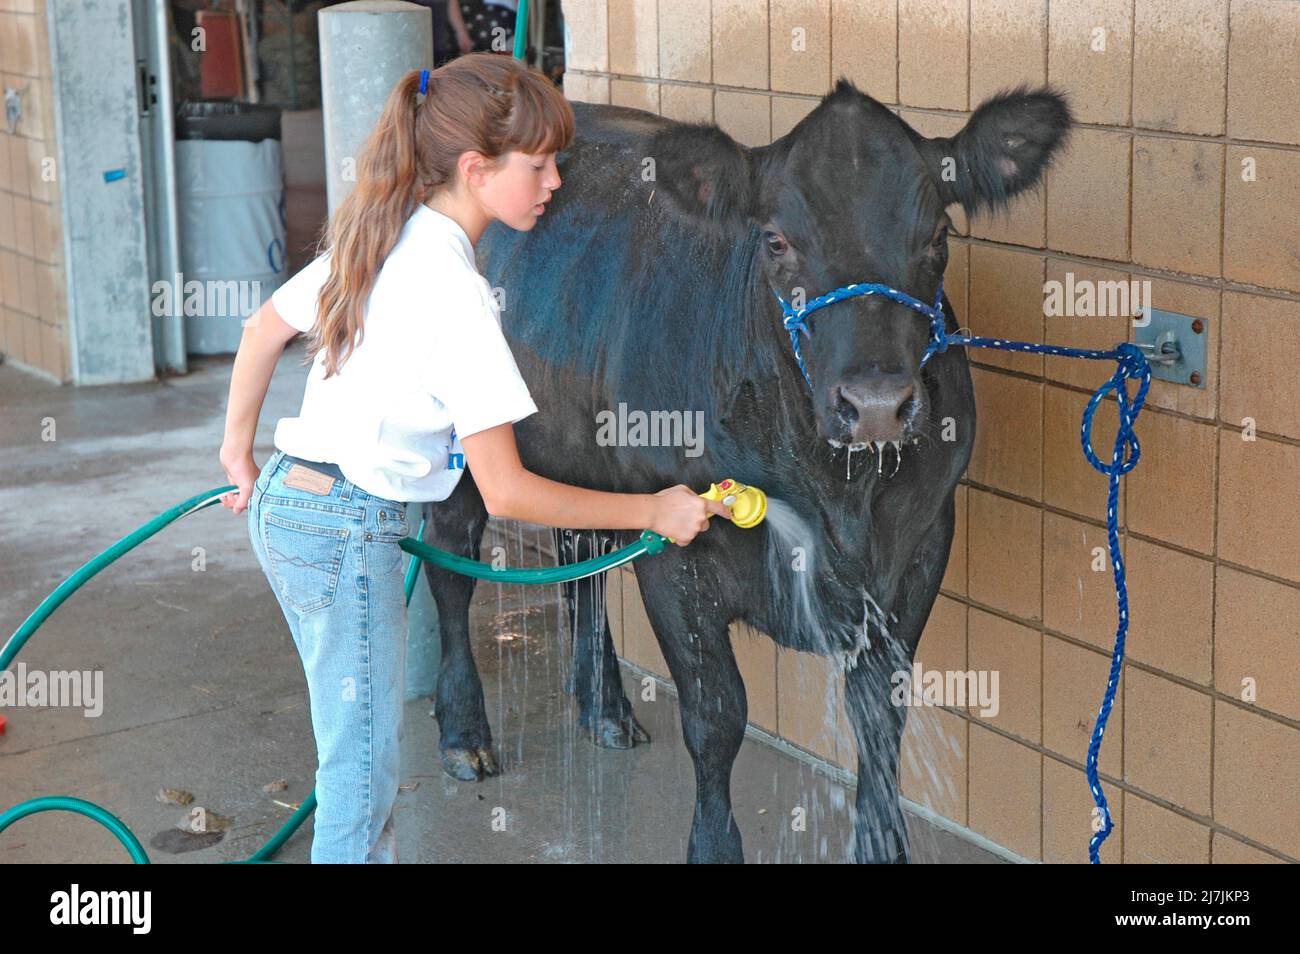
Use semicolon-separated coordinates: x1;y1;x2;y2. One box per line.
919;85;1072;217
648;122;755;230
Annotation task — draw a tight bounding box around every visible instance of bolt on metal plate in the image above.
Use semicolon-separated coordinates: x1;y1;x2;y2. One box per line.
1133;308;1208;388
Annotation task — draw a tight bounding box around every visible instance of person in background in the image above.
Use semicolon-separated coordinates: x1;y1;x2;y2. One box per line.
456;0;521;55
446;0;475;58
410;0;475;67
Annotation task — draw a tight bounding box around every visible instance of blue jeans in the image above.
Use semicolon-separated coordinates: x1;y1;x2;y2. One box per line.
247;450;411;863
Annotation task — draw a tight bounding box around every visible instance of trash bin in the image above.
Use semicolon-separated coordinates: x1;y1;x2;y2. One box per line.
174;101;287;354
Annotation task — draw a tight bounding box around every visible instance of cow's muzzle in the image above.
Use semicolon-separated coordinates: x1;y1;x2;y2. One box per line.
833;372;919;443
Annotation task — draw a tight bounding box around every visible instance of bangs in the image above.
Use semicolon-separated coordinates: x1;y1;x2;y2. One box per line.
506;74;575;155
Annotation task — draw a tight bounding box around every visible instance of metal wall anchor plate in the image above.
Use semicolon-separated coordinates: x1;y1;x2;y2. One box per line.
1133;308;1208;388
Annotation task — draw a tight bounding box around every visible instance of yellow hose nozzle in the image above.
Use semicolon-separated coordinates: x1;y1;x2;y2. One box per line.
700;479;767;529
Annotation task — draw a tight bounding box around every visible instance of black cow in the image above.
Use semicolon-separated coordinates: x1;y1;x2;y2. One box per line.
420;79;1071;862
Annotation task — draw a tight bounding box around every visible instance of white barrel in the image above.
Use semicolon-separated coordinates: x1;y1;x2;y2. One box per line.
174;138;288;354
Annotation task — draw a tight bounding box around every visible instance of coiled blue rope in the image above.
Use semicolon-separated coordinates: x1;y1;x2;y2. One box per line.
776;278;1152;863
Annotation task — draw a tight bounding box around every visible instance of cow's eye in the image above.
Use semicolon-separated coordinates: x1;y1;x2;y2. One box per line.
765;232;788;256
931;225;949;249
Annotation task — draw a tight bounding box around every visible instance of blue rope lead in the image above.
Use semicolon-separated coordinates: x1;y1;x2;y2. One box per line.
776;278;1152;863
951;337;1149;864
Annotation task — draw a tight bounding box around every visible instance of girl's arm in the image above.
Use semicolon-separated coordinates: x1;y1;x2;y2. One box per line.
218;300;303;514
460;424;731;546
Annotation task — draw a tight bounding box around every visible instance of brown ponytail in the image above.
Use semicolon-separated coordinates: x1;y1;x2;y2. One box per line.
303;53;575;379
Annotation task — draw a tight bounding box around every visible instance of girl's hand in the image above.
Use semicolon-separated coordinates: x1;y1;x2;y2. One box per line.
218;445;260;514
650;485;732;546
456;25;474;54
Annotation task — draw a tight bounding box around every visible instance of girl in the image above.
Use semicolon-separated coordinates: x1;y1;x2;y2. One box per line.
217;53;728;864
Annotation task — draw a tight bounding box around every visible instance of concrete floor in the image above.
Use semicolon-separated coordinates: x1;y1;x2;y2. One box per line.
0;321;1006;866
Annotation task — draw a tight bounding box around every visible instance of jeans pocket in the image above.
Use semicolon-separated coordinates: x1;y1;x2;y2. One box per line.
375;507;410;541
367;536;408;579
368;507;410;579
261;510;350;614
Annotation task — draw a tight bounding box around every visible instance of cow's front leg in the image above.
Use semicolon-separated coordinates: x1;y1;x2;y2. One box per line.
424;476;499;781
845;491;956;862
555;529;650;748
844;651;911;863
634;556;746;863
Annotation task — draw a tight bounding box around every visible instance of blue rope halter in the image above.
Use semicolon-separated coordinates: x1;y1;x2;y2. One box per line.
775;276;1152;863
775;279;950;390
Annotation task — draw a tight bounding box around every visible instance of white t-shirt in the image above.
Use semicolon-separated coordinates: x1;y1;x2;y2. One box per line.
269;203;538;503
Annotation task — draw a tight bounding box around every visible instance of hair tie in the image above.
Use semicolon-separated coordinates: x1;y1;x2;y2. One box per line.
419;69;430;95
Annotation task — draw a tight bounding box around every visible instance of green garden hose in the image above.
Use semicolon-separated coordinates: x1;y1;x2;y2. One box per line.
1;477;763;862
1;796;152;863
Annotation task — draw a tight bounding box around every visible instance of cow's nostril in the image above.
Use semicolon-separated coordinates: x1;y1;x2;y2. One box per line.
836;391;859;426
896;385;917;420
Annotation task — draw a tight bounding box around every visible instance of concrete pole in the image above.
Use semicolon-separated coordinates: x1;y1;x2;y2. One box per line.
318;1;433;218
319;2;439;698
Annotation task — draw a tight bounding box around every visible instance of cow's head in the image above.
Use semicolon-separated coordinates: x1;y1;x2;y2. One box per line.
650;80;1071;449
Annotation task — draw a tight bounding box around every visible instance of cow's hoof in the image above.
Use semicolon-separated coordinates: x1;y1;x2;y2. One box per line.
850;834;909;864
440;745;500;781
588;712;651;749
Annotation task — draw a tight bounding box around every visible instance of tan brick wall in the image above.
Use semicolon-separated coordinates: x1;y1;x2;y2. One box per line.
571;0;1300;863
0;0;67;381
